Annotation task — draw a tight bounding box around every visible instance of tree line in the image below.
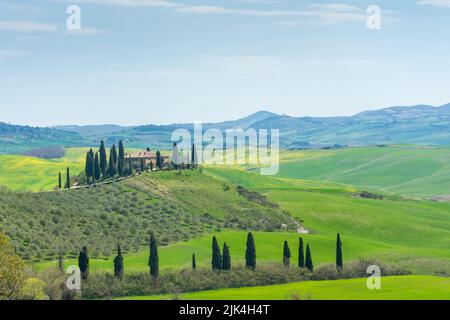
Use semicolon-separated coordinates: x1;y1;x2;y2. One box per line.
59;140;198;188
71;232;344;281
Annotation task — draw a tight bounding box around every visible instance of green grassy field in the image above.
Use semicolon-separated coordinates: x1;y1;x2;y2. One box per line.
119;275;450;300
35;167;450;276
0;148;88;192
2;146;449;299
275;146;450;197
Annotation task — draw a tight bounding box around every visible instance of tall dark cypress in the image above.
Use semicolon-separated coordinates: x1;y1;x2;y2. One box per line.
118;140;125;176
94;152;101;181
211;236;222;271
245;232;256;270
148;233;159;277
58;250;64;272
78;246;89;280
283;240;291;267
58;172;62;189
66;167;71;189
150;160;154;171
99;140;107;178
89;148;95;179
140;158;144;173
114;243;124;278
298;237;305;268
191;144;197;168
112;144;118;165
222;242;231;270
85;150;94;184
305;244;313;272
192;253;196;270
109;146;117;177
156;150;162;170
336;233;343;271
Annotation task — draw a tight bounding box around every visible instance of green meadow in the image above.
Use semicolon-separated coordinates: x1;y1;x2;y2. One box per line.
1;146;449;299
0;150;85;192
276;145;450;197
120;275;450;300
35;166;450;276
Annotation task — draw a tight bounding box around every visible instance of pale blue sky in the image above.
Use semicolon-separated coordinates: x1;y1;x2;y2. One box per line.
0;0;450;126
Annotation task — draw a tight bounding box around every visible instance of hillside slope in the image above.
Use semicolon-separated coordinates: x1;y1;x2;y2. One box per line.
275;146;450;196
0;170;295;261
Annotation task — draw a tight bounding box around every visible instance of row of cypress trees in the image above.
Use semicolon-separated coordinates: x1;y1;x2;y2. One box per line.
60;140;166;188
58;168;71;189
74;232;343;281
284;233;343;271
76;233;160;280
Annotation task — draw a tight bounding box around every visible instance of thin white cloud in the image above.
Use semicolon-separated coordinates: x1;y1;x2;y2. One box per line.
0;3;41;13
57;1;374;24
59;0;181;7
419;0;450;7
309;3;360;12
67;27;108;35
0;21;56;32
176;5;367;22
0;49;30;58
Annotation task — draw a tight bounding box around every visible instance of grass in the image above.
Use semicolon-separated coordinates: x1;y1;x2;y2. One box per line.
0;151;85;191
1;146;449;299
35;167;450;275
275;145;450;196
119;275;450;300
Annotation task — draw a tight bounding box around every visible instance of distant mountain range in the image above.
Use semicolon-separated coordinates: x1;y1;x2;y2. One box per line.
2;103;450;155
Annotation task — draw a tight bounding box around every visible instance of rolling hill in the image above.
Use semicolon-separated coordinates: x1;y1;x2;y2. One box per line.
120;275;450;300
4;103;450;154
275;145;450;197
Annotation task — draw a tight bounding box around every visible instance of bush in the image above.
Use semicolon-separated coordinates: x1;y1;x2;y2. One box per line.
81;259;407;299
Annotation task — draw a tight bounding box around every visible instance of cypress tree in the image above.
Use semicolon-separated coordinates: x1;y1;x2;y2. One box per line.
129;158;133;175
192;253;196;270
222;242;231;270
118;140;125;176
85;152;90;184
211;236;222;271
109;146;117;177
112;144;118;164
114;243;124;278
150;160;154;171
283;240;291;267
58;172;62;189
148;233;159;277
58;250;64;272
94;152;101;181
245;232;256;270
66;167;71;189
99;140;107;178
85;151;93;184
305;244;313;272
156;150;162;170
336;233;343;271
78;246;89;280
140;158;144;173
89;148;95;180
298;237;305;268
191;144;197;168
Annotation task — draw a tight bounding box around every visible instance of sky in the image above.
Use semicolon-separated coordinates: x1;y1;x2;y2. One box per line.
0;0;450;126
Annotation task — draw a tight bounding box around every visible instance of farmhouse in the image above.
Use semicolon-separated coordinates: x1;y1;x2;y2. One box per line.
125;150;169;166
